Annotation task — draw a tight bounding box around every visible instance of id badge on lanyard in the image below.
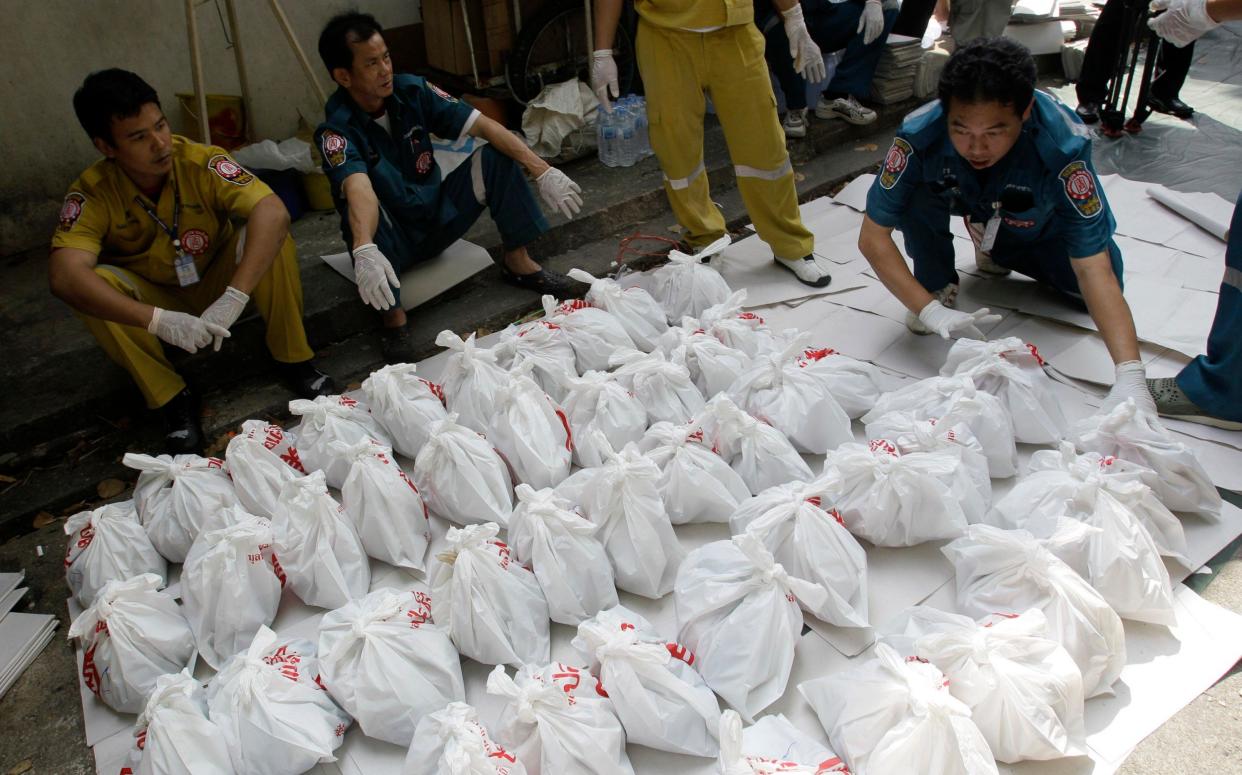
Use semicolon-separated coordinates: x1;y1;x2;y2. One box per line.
174;251;200;286
980;210;1002;253
135;178;199;286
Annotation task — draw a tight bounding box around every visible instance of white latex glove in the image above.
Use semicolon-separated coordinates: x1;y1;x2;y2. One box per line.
591;49;619;112
917;300;1002;340
352;242;399;311
859;0;886;45
200;286;249;351
1149;0;1219;47
535;167;583;219
148;308;229;354
781;4;828;83
921;16;943;48
1102;360;1159;416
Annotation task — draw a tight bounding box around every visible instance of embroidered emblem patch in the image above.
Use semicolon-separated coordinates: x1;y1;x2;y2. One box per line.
208;155;254;185
415;150;433;176
1003;216;1036;228
321;130;348;167
879;138;912;190
58;192;87;231
180;228;210;256
428;82;457;102
1059;160;1102;218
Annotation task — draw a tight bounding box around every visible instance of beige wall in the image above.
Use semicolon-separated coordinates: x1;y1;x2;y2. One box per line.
0;0;421;256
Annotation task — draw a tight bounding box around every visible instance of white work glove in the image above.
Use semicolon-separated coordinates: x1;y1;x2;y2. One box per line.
148;308;229;354
1102;360;1159;416
535;167;583;219
859;0;887;45
781;4;828;83
200;286;249;351
352;242;399;311
1149;0;1219;47
591;49;620;112
917;300;1002;340
921;16;943;48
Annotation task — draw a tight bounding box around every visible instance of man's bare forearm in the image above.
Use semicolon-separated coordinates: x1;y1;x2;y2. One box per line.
231;194;290;294
1208;0;1242;21
342;173;380;251
470;115;550;178
49;248;155;328
859;215;937;313
1073;251;1141;363
594;0;624;50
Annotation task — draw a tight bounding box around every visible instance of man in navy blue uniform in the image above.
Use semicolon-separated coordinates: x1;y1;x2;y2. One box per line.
315;12;585;360
859;38;1157;415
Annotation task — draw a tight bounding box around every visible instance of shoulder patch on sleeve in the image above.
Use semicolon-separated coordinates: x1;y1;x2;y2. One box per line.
879;138;913;190
427;82;457;102
207;154;255;186
1059;160;1103;218
58;191;87;231
320;130;349;167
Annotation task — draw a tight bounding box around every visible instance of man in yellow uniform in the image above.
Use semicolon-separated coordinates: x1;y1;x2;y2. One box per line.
49;69;333;453
592;0;834;287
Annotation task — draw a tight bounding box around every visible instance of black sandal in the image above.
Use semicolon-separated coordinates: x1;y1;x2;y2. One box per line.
500;266;586;297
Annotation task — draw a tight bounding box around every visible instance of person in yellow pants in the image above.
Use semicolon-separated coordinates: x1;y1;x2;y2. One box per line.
592;0;835;287
49;69;333;453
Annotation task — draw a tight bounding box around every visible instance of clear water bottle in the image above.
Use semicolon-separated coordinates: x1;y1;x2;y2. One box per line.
598;110;618;167
616;106;636;167
634;97;651;158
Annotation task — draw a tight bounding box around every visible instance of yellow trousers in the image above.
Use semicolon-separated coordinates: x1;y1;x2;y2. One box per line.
635;20;814;259
78;231;314;409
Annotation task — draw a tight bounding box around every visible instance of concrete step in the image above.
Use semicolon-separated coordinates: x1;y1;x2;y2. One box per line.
0;103;910;536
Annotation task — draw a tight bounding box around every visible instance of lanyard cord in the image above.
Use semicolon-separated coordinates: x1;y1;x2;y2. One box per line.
134;175;182;250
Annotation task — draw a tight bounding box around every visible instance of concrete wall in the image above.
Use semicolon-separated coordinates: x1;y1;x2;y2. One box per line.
0;0;421;256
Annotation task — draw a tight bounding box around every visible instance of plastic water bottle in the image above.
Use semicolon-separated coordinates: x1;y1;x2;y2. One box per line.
634;97;651;159
616;106;636;167
598;110;618;167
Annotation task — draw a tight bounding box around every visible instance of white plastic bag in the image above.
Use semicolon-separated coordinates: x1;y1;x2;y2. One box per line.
796;345;885;419
697;394;812;494
865;408;992;520
207;626;350;774
132;670;232;775
609;348;706;426
656;322;753;398
568;267;669;351
561;370;647;468
698;290;783;359
318;587;465;746
718;710;849;774
431;523;551;666
414;413;514;527
799;642;999;775
181;511;282;670
638;420;751;524
573;605;721;756
493;320;579;403
941;337;1068;444
542;295;636;373
68;573;195;714
225;420;307;518
435;329;514;434
509;484;618;625
554;440;684;598
404;701;528;775
645;242;733;323
64;501;166;608
942;524;1126;698
729;482;869;630
123;453;240;562
487;663;635;775
289;394;392;488
1071;399;1221;517
675;534;832;721
336;440;431;572
272;471;370;609
362;363;449;458
728;337;854;454
487;368;573;489
818;441;970;546
884;607;1086;763
862;376;1018;478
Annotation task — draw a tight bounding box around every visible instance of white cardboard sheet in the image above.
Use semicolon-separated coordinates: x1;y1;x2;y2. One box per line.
320;238;495;312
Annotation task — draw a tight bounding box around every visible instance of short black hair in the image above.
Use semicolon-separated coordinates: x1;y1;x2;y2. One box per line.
318;11;384;76
72;69;161;145
938;37;1037;116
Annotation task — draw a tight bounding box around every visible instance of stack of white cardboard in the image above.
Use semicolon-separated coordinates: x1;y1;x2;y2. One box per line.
76;181;1242;775
0;570;58;698
870;35;924;105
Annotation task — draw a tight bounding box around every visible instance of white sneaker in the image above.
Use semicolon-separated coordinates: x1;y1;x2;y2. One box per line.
815;95;878;125
775;254;833;288
906;283;959;334
782;108;808;139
